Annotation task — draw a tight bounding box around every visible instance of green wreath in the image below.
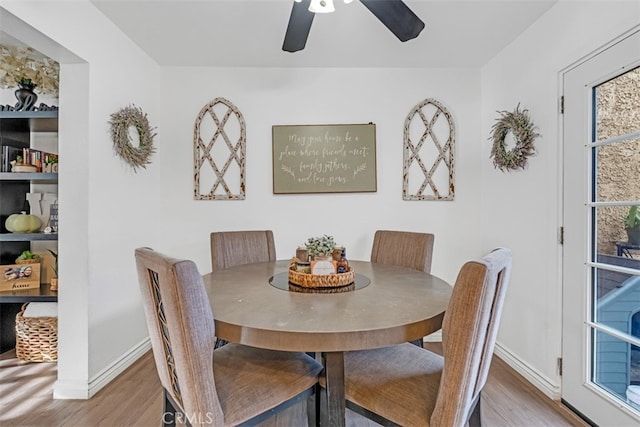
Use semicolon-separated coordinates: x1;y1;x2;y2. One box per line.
489;104;539;171
109;105;156;172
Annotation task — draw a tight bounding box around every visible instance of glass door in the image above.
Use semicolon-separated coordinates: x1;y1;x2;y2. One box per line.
562;29;640;425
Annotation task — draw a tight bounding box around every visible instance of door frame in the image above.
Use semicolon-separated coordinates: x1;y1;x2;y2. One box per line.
560;25;640;425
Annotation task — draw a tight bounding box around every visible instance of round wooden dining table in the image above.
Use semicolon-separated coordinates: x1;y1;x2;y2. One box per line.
201;260;452;426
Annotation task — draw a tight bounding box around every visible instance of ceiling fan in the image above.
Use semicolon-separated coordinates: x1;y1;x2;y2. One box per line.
283;0;425;52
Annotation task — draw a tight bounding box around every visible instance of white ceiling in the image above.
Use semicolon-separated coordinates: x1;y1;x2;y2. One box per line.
86;0;558;68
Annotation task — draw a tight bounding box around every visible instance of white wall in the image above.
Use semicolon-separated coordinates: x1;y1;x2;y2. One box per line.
481;1;640;398
0;0;162;397
159;67;485;285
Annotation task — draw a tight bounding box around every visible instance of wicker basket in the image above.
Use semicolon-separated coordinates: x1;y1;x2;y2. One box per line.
289;283;355;294
288;266;355;289
15;303;58;362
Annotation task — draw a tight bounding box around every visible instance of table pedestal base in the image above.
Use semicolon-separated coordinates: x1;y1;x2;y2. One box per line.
324;351;346;426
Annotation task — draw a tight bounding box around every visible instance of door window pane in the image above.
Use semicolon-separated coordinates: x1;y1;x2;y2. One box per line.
595;205;640;258
593;330;640;409
592;64;640;413
596;66;640;141
596;137;640;203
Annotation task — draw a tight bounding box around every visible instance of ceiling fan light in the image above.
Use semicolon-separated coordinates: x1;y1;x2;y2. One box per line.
309;0;335;13
344;0;354;3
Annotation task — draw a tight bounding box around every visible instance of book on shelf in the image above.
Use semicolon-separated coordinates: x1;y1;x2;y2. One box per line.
1;145;21;172
23;147;59;172
1;146;58;173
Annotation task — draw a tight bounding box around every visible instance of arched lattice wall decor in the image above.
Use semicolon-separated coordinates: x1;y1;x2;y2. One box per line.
194;97;246;200
403;98;455;201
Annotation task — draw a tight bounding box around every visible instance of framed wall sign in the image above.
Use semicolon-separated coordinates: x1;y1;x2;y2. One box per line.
272;123;377;194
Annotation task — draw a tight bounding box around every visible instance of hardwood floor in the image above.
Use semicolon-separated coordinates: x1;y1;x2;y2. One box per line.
0;344;588;426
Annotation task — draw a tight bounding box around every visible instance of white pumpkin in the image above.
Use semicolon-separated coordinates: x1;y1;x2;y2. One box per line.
5;211;42;233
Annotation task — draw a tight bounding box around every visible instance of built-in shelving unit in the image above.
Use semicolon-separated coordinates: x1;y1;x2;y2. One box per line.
0;233;58;242
0;110;59;352
0;284;58;303
0;172;57;181
0;110;58;131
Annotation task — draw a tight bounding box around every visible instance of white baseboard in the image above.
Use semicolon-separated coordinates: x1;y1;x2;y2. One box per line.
493;341;561;400
52;336;560;403
53;337;151;399
52;380;91;399
421;338;561;400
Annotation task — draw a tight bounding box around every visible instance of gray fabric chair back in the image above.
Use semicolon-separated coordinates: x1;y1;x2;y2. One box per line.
135;247;224;423
210;230;276;272
431;247;512;426
370;230;435;273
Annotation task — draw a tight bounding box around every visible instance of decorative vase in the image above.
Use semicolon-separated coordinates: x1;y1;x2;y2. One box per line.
50;277;58;292
14;82;38;111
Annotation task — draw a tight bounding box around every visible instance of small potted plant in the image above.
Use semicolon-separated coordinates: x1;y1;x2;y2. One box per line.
47;249;58;291
43;156;59;173
305;235;336;260
17;77;37;91
305;235;337;275
15;250;40;264
624;206;640;245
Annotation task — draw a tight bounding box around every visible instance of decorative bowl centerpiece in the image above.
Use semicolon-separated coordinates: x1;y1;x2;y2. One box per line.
288;235;354;289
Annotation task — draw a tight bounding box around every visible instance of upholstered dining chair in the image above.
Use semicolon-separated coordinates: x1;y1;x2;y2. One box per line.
341;247;512;427
210;230;276;348
135;247;323;427
370;229;435;273
371;229;435;346
210;230;276;272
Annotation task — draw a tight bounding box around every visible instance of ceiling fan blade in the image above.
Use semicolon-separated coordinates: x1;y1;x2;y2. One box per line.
283;0;315;52
359;0;425;42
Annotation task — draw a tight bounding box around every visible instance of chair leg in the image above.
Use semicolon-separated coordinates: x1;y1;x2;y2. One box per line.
468;392;482;427
410;337;424;348
163;389;177;427
306;383;322;427
214;338;229;348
